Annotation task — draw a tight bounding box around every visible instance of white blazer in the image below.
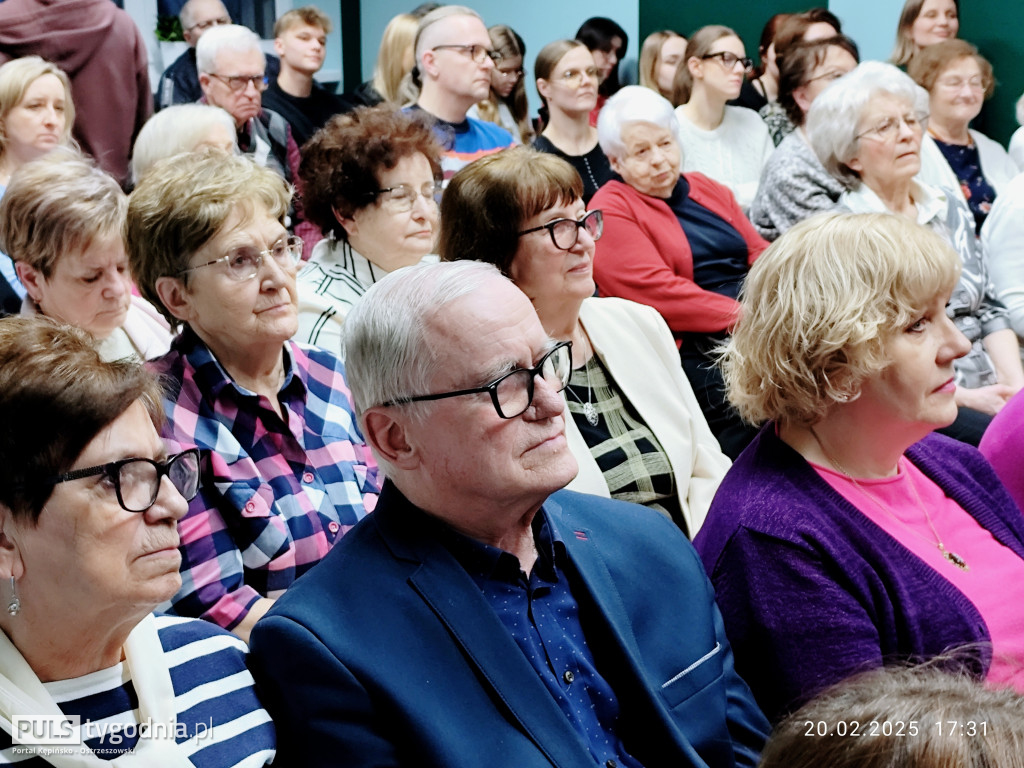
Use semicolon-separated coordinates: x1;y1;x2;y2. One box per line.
565;297;730;536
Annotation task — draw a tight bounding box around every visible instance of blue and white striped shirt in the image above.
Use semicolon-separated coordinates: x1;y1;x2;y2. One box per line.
0;614;275;766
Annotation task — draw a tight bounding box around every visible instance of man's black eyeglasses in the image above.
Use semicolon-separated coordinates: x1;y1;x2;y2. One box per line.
381;341;573;419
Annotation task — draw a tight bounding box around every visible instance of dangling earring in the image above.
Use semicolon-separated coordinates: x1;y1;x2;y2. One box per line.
7;577;19;616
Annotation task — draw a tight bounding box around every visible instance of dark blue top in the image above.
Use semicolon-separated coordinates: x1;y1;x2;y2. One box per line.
666;176;750;300
440;511;643;768
933;137;996;234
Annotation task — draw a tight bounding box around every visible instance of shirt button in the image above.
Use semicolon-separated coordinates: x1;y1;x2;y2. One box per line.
563;670;574;684
302;471;314;484
606;761;617;768
244;501;256;513
328;521;340;534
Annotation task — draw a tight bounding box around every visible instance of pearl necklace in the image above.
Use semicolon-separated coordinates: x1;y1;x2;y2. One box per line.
809;426;969;571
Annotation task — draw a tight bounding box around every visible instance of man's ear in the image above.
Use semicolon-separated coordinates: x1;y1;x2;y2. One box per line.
155;276;194;324
273;37;286;58
362;408;418;470
420;50;440;79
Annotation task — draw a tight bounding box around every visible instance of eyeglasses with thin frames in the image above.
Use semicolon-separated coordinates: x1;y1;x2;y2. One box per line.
496;66;525;81
431;44;502;65
369;182;443;214
179;235;304;282
701;51;753;71
381;341;573;419
45;449;201;514
558;67;600;88
855;112;927;142
518;210;603;251
208;73;269;92
937;76;985;92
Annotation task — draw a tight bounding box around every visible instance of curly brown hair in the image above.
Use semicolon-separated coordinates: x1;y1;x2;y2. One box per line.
299;105;443;240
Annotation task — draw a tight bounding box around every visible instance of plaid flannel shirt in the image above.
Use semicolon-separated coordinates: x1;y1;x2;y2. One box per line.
149;329;380;630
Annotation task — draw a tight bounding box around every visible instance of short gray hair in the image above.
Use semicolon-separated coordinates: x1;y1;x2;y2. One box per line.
180;0;228;29
597;85;679;160
131;104;236;184
196;24;264;74
344;260;503;422
806;61;927;188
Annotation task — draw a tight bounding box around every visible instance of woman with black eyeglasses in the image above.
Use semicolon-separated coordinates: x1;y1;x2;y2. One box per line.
672;25;774;212
439;146;729;537
0;316;276;766
532;40;614;204
294;105;443;354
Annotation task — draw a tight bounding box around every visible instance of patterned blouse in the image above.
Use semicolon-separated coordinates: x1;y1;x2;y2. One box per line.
564;354;684;532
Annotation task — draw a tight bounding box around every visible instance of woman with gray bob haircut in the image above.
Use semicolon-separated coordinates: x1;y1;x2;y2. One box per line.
130;103;236;185
807;61;1024;445
595;83;678;160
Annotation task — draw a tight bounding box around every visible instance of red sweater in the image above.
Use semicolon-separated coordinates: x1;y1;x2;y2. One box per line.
591;174;768;336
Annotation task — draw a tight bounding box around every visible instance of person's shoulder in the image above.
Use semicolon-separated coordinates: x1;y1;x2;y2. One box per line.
724;105;771;134
581;295;662;329
464;116;514;146
913;430;994;471
153;613;249;659
548;489;681;539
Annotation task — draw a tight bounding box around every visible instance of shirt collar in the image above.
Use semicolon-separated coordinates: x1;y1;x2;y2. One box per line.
434;506;565;584
174;326;308;402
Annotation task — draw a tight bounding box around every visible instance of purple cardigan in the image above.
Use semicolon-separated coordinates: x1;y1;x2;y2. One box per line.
694;425;1024;722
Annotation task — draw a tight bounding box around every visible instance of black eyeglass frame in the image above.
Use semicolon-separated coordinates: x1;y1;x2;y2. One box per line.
380;341;573;419
431;44;503;64
517;210;603;251
700;52;754;71
43;449;202;514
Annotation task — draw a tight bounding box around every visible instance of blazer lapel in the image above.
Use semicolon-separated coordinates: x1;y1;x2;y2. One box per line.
408;558;595;768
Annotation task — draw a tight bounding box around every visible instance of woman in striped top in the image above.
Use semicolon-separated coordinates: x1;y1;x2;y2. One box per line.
0;317;275;767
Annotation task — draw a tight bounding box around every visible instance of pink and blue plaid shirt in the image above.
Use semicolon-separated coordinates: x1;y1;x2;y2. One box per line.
149;329;380;630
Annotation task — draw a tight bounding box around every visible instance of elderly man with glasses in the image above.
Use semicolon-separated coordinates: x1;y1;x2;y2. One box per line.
248;259;769;768
407;5;516;179
198;23;299;186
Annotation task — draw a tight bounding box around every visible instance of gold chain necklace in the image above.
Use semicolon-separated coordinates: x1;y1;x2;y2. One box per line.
809;426;969;571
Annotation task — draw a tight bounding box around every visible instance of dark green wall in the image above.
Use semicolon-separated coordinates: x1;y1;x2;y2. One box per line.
640;1;815;70
961;6;1021;145
640;1;1023;144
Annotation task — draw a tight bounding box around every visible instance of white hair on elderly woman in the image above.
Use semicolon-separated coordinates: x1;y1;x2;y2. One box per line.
596;84;680;160
196;23;264;74
806;60;930;188
130;103;236;184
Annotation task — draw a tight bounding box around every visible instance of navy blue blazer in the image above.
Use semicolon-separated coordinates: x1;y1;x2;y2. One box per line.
249;482;768;767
